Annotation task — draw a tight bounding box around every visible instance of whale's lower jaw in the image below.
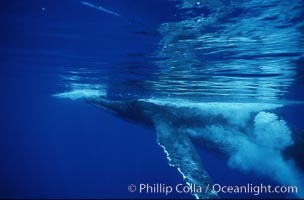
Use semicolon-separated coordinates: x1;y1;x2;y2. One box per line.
54;91;304;198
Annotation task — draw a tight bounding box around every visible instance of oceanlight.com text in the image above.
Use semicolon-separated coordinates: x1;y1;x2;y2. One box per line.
128;183;298;196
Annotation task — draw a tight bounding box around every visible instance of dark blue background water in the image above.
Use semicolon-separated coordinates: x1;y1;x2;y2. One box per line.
0;0;303;199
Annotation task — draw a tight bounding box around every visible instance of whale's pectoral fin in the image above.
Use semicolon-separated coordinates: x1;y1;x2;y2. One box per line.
153;119;218;199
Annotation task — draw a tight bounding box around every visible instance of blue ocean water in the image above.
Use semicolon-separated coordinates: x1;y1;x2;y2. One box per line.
1;0;304;199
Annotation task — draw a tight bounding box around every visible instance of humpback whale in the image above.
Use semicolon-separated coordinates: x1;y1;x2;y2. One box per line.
54;0;304;198
54;90;304;199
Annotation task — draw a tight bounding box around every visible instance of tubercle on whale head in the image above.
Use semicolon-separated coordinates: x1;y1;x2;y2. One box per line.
86;97;155;128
